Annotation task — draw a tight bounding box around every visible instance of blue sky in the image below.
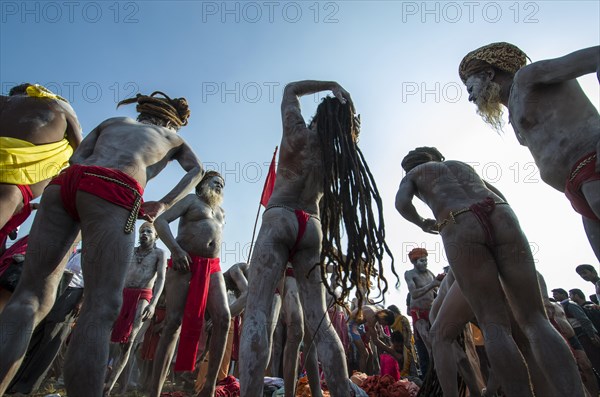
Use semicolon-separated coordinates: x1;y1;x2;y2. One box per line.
2;0;599;307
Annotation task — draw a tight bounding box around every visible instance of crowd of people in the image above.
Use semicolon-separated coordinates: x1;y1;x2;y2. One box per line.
0;41;598;397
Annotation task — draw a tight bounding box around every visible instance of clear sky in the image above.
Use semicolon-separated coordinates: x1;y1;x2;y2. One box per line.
1;1;599;308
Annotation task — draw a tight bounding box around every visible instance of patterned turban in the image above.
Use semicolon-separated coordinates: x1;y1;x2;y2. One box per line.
459;42;528;83
408;248;428;262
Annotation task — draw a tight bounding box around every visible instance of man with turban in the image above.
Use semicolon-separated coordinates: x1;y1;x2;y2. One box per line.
403;246;444;376
0;91;204;396
459;42;600;261
395;146;584;397
0;83;83;248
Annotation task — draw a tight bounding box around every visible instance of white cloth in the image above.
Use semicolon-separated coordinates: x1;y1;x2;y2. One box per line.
65;252;84;288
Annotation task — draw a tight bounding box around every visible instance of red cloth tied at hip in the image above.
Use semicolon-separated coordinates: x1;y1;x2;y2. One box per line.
0;235;28;277
469;196;499;247
288;209;311;261
111;287;153;343
49;164;145;233
0;185;33;248
169;256;221;372
565;153;600;221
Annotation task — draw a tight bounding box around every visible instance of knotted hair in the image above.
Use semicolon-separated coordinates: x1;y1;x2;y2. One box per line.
315;96;398;311
117;91;190;129
459;42;529;83
401;147;445;172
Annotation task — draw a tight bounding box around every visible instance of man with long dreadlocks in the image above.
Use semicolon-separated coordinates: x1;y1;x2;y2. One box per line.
395;146;585;397
150;171;228;397
0;91;203;396
0;83;83;249
239;80;396;396
459;42;600;260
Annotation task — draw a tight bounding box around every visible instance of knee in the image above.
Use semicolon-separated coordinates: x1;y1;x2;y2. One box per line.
286;323;304;344
213;311;231;332
90;295;122;324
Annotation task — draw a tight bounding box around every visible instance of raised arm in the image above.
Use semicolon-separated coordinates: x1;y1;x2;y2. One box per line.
517;46;600;85
395;176;437;234
281;80;353;131
153;195;195;271
142;142;203;221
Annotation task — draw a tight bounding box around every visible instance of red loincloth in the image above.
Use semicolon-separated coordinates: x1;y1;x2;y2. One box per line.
565;153;600;221
410;308;430;324
285;267;295;278
0;185;33;248
0;235;28;277
141;306;166;361
49;164;145;230
111;288;153;343
469;197;500;247
231;315;241;361
169;256;221;372
288;209;310;261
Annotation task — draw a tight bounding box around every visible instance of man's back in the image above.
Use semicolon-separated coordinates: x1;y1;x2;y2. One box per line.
510;67;600;190
71;117;186;187
407;160;503;219
0;95;79;146
269;109;324;214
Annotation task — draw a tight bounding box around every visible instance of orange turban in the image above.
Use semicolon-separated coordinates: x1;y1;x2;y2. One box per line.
408;248;428;262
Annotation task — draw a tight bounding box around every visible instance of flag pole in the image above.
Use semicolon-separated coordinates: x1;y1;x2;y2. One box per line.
246;146;278;264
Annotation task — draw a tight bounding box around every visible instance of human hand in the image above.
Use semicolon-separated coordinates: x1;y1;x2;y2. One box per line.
140;201;166;222
142;304;155;321
421;218;439;235
171;247;191;272
30;203;40;211
591;333;600;347
436;273;446;281
331;83;354;111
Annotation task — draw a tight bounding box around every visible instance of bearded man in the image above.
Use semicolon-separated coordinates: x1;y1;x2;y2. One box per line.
395;146;584;397
404;247;443;376
104;222;167;396
239;80;397;396
0;91;204;396
150;171;229;397
0;83;83;248
459;42;600;260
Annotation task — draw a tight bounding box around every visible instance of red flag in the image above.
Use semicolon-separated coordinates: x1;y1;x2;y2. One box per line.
260;146;278;207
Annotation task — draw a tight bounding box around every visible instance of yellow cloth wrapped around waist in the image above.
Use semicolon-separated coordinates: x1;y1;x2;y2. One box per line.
26;84;68;102
0;137;73;185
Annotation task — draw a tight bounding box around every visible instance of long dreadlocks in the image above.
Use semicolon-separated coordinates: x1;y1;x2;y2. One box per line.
117;91;190;129
315;96;398;314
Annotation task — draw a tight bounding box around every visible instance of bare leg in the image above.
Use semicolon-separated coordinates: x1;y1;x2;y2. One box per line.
104;299;151;395
64;195;135;396
293;246;351;397
430;281;481;397
197;272;230;397
268;311;285;377
239;227;288;397
149;269;190;397
494;228;586;396
581;179;600;260
0;187;79;394
303;325;323;397
444;240;533;397
282;277;303;397
0;184;24;231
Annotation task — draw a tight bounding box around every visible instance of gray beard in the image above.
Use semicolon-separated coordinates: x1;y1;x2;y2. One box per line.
198;185;223;208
